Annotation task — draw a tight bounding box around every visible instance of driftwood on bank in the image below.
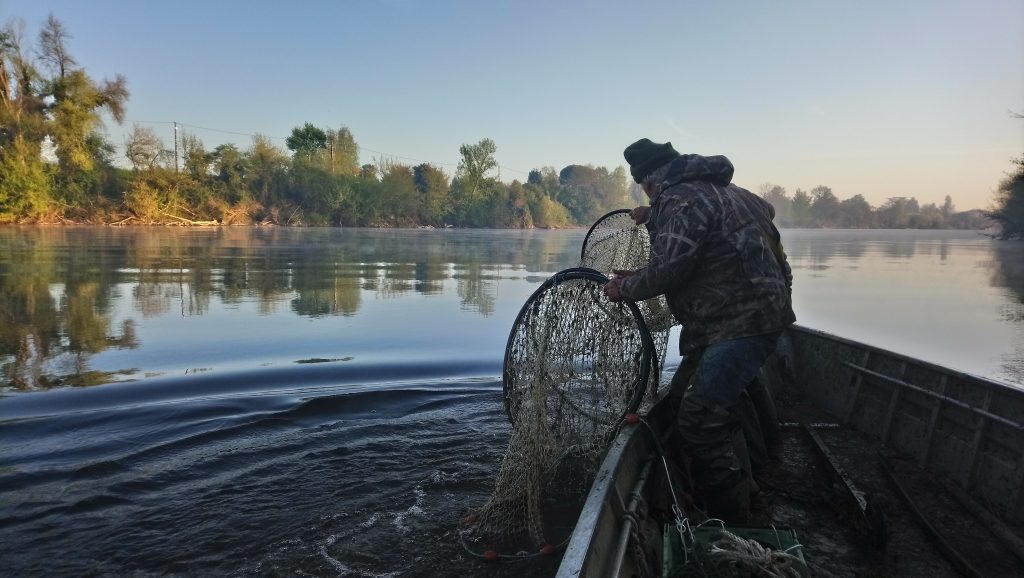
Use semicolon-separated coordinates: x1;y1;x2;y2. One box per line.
107;212;219;226
158;210;218;226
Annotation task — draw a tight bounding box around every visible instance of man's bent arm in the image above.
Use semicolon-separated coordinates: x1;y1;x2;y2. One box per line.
620;193;713;302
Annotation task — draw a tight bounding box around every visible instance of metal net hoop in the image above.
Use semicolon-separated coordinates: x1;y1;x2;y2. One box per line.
580;209;651;274
462;268;655;558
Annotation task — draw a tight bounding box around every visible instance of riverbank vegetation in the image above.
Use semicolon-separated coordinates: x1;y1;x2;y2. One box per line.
0;15;1014;231
988;155;1024;239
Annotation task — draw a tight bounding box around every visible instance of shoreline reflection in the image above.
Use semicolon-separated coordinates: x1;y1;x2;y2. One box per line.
0;227;580;391
1;227;1022;392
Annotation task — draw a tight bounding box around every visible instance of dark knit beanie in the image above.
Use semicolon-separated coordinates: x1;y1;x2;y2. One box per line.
623;139;680;183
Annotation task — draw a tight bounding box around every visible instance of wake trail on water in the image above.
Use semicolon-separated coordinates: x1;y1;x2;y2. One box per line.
0;366;520;576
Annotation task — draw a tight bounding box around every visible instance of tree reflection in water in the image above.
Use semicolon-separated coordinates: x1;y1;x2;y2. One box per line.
990;241;1024;384
3;227;1021;392
0;227;578;391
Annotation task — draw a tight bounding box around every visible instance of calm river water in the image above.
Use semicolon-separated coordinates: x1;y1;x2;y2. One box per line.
1;226;1021;576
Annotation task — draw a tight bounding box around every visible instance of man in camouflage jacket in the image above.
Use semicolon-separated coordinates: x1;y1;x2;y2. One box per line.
604;138;795;522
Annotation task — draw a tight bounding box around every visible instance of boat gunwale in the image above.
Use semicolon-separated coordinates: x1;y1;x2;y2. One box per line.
789;325;1022;394
556;414;657;577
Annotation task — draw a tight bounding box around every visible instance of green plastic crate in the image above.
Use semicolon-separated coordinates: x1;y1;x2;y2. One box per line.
662;523;806;577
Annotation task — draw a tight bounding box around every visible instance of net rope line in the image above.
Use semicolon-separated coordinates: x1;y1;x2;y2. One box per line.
462;209;674;561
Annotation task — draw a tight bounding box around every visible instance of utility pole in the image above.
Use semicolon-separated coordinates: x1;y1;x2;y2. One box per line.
173;121;179;173
327;129;336;174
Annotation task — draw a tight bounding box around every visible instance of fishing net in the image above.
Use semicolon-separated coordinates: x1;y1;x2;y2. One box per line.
579;209;650;274
581;209;676;398
462;209;678;562
462;268;655;558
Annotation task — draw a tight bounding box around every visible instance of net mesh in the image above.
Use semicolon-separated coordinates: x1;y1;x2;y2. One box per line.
579;209;651;274
462;209;678;560
581;209;676;397
463;271;651;555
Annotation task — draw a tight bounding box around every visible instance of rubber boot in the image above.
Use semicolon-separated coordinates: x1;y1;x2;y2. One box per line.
735;392;770;471
731;428;759;495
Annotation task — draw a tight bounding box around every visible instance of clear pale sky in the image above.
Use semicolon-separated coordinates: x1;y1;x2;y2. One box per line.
5;0;1023;210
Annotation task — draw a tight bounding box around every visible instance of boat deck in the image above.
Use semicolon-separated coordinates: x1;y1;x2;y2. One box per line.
767;394;1024;577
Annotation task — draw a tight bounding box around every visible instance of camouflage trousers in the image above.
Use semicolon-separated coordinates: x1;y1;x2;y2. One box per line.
668;332;781;494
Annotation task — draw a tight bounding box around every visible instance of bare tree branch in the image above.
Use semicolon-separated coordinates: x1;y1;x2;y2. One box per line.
38;13;76;78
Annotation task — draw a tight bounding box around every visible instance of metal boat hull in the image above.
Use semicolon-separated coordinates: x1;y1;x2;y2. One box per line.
556;325;1024;577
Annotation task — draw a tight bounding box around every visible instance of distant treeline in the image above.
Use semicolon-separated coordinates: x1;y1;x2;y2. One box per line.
2;15;1019;234
94;126;637;229
757;184;989;230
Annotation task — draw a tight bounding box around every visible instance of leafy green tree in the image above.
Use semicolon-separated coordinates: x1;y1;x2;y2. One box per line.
288;164;341;225
247;134;289;209
877;197;918;228
561;164;629;223
46;69;127;175
0;22;49;223
527;192;572;228
809;185;840;227
607;166;631;210
10;15;128;214
0;21;48;151
527;167;561;199
414;163;450;225
360;163;379;181
286;122;328;161
452;140;503;228
942;195;955;221
162;131;222;220
759;183;791;226
512;181;534;228
180;131;210;178
838;194;873;228
123;174;165;221
988;155;1024;239
211;143;246;203
67;132;122;210
379;159;418;225
914;203;944;229
449;176;483;226
791;189;812;227
557;165;598;223
325;126;359;176
350;173;386;225
457;138;498;200
0;137;51;222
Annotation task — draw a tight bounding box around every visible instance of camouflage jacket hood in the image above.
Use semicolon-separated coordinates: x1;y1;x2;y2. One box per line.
622;154;795;353
655;154;735;191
